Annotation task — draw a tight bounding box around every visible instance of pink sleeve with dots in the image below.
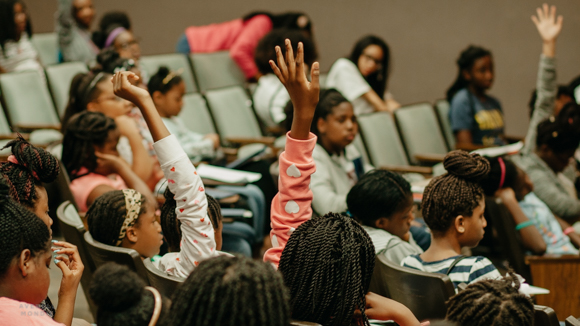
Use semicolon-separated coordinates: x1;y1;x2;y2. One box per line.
263;132;317;268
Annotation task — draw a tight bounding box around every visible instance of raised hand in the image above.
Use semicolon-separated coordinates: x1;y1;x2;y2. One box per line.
112;71;150;107
269;39;320;140
531;4;563;45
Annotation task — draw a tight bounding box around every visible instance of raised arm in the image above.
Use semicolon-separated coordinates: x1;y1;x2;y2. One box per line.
263;40;320;267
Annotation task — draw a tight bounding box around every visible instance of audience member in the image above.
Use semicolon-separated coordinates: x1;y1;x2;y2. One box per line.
56;0;98;63
326;35;399;115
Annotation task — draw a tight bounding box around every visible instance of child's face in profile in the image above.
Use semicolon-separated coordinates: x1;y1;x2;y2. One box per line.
378;196;414;240
153;81;185;118
130;206;163;258
464;55;494;91
459;198;487;247
317;101;358;154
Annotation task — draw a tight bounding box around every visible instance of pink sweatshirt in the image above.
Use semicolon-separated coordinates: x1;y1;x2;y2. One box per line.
185;15;273;79
263;132;317;268
0;297;64;326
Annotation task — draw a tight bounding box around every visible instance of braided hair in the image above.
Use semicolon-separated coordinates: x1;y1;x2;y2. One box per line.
161;188;222;252
346;169;412;226
0;136;59;209
162;255;290;326
446;46;492;102
278;213;375;326
148;66;183;96
86;190;148;247
348;35;390;98
0;179;51;277
61;70;111;132
445;272;534;326
90;263;169;326
62;111;117;180
422;150;490;234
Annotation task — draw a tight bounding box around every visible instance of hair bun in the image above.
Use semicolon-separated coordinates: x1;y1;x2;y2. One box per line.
90;263;146;312
3;136;60;183
443;150;490;181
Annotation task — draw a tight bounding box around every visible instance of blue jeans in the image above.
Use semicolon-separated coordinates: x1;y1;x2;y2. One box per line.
222;222;254;257
217;184;265;243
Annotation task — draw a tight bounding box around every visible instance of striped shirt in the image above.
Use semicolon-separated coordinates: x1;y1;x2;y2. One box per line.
401;254;501;289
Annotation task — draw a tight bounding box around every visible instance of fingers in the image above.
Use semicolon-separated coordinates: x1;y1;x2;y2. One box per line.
531;15;539;27
269;60;284;82
549;4;556;21
310;62;320;91
55;259;72;277
285;39;296;80
536;6;544;21
295;42;305;81
275;45;288;82
556;15;563;27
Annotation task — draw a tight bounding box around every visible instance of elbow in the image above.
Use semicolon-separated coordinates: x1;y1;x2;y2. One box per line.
531;242;547;256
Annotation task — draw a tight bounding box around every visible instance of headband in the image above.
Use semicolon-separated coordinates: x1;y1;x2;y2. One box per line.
83;72;105;105
162;68;184;85
7;155;39;180
115;189;143;246
145;286;162;326
105;27;127;48
497;157;506;189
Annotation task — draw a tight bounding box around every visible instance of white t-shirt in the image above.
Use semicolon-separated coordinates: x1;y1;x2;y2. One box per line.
0;33;42;73
253;74;290;128
326;58;374;115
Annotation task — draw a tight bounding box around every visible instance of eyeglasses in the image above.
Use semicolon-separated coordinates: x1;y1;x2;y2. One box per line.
361;52;382;67
116;38;140;50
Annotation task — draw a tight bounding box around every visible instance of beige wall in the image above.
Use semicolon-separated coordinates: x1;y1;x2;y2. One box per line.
26;0;580;136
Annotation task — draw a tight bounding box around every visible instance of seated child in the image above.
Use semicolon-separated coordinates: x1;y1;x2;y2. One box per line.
263;39;420;326
401;151;501;289
346;169;423;264
480;156;579;255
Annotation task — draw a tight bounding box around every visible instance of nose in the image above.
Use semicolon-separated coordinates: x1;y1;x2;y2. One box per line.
482;216;487;228
49;217;53;227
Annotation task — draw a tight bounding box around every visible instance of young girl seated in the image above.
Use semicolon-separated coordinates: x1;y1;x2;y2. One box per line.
346;169;423;264
310;88;373;215
481;156;579;255
0;0;42;74
326;35;400;115
0;137;85;326
62;111;155;212
401;151;501;289
446;45;505;149
253;28;317;129
264;39;420;326
89;263;169;326
445;272;534;326
56;0;98;63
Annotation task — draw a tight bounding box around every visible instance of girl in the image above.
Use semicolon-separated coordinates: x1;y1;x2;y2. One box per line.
0;137;85;326
346;169;424;264
310;88;373;215
0;0;42;74
62;111;155;213
326;35;400;115
0;180;67;326
90;263;169;326
401;151;502;289
162;255;289;326
446;45;505;149
264;39;420;326
56;0;98;63
480;156;579;255
175;11;312;81
61;70;156;188
253;28;317;130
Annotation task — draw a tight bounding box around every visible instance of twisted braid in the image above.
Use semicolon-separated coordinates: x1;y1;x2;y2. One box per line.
0;179;51;276
278;213;375;326
162;255;290;326
445;272;534;326
61;111;117;180
0;136;59;209
86;190;148;246
422;150;489;233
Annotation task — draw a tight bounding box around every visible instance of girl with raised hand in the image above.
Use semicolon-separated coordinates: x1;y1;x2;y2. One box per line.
326;35;400;115
264;39;420;326
0;137;84;326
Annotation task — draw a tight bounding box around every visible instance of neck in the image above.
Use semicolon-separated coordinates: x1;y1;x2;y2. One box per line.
467;85;486;100
422;231;462;261
319;136;344;156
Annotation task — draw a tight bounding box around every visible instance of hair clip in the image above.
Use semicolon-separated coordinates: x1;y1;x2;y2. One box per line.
162;68;184;85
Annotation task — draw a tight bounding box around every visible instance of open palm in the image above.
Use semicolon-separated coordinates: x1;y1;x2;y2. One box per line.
532;4;563;42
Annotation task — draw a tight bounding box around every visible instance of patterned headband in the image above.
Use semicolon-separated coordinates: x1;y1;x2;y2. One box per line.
162;68;184;85
116;189;143;246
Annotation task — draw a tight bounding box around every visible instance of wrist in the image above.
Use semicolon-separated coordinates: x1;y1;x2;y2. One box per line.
563;227;575;236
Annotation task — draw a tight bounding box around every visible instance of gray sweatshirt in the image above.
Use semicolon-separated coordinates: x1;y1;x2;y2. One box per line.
55;0;98;63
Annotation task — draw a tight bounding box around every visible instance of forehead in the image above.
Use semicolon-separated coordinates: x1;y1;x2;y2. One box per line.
329;101;354;116
115;31;135;43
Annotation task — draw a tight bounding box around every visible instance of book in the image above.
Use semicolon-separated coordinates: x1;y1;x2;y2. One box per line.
196;164;262;184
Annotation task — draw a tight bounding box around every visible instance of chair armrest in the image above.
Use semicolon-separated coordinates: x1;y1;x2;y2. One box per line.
0;132;29;140
14;123;61;131
379;165;433;175
225;136;276;146
218;193;240;205
221;147;238;156
414;153;446;164
201;178;247;187
525;255;580;264
454;142;490;151
265;126;285;136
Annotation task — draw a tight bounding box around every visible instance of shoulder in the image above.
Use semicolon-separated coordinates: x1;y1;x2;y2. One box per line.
400;254;422;266
450;88;470;107
468;256;500;279
329;58;358;73
312;144;330;160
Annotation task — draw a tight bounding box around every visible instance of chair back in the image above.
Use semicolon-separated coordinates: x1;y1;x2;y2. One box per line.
369;255;455;321
140;54;197;93
352;134;371;167
394;102;448;165
83;231;150;285
357;112;409;167
30;33;59;66
179;93;216;135
0;71;60;128
434;99;455;150
566;316;580;326
190;51;245;91
56;201;97;317
534;305;560;326
143;258;184;298
0;102;12;135
204;86;262;139
45;62;88;116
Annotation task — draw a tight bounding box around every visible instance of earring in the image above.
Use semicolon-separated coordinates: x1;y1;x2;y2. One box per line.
458;228;465;233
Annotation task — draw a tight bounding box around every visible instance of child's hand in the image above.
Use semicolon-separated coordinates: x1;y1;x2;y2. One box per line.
354;292;421;326
95;151;125;174
52;241;84;300
269;39;320;140
531;4;563;44
495;187;517;204
112;71;151;108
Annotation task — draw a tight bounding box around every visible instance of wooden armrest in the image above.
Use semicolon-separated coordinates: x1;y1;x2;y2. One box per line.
0;132;29;140
221;147;238;156
14;123;61;131
454;142;490;151
414;153;446;164
201;178;247;187
218;193;240;204
525;254;580;264
379;165;433;175
225;136;276;146
265;126;285;136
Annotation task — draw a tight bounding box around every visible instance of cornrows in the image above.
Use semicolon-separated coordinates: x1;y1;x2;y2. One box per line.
278;212;376;326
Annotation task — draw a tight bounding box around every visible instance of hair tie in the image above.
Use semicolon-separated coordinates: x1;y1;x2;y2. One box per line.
162;68;184;85
7;155;39;180
145;286;162;326
497;157;506;189
115;189;142;246
104;27;127;48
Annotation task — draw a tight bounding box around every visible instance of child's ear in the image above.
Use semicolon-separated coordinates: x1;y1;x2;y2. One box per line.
86;101;99;112
454;215;465;234
317;117;326;134
461;69;472;82
374;217;390;230
18;249;33;277
152;91;164;103
125;227;139;243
